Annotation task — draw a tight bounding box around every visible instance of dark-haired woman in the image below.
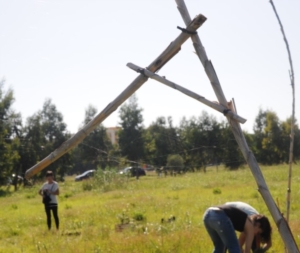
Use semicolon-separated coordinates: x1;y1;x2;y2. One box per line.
225;201;272;252
203;204;271;253
38;171;60;230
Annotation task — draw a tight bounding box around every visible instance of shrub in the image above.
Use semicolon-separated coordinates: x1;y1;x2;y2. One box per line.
213;188;222;194
92;167;128;192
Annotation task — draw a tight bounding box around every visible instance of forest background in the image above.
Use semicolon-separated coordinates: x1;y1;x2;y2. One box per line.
1;81;299;187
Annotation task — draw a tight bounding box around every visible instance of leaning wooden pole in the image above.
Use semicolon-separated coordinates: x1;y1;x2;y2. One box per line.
269;0;296;226
126;62;247;124
25;14;207;179
175;0;299;252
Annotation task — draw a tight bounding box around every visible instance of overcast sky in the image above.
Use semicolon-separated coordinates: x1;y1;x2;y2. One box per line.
0;0;299;134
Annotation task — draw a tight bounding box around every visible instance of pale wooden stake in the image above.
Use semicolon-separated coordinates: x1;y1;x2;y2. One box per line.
175;0;299;252
25;14;207;179
269;0;296;228
127;62;247;124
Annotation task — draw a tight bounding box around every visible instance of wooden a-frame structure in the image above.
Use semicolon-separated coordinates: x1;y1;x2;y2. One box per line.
25;1;299;252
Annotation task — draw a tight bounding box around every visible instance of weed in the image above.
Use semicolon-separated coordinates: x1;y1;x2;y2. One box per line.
11;204;18;210
213;188;222;194
65;204;72;209
63;192;73;198
133;212;146;221
25;193;36;199
82;182;93;191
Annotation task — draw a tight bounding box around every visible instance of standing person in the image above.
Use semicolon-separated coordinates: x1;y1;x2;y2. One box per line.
38;171;60;230
225;201;272;252
203;204;271;253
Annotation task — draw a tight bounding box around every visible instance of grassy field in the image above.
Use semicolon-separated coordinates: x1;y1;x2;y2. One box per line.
0;164;300;253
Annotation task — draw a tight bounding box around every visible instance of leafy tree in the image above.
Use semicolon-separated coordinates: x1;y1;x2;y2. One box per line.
220;122;245;170
22;114;46;176
118;94;144;165
0;80;20;186
41;99;71;179
166;154;184;174
179;112;222;171
22;99;71;180
144;116;181;168
281;117;300;162
73;105;112;173
253;109;284;164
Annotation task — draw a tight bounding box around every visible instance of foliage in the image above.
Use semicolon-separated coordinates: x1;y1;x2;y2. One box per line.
72;105;112;174
220;123;245;170
253;109;300;164
166;154;184;173
21;99;71;181
144;116;180;168
79;167;129;193
1;83;300;191
118;94;144;165
0;80;21;185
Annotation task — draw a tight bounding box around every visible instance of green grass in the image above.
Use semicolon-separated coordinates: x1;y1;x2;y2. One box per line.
1;164;300;252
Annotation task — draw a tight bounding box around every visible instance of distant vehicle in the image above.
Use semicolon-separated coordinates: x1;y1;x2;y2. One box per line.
119;167;146;177
75;170;95;181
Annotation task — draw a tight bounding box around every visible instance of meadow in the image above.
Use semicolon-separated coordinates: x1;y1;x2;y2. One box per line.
0;164;300;253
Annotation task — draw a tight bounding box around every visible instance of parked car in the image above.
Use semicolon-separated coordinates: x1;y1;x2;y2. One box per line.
75;170;95;181
119;167;146;177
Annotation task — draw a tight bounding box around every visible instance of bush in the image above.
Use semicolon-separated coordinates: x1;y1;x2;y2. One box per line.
213;188;222;194
91;167;129;192
166;154;184;173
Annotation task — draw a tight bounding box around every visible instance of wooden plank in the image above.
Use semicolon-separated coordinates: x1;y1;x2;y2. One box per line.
127;62;247;124
25;14;207;179
175;1;299;252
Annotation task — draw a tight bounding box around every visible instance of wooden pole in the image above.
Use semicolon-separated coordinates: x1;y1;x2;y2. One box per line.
269;0;296;227
127;62;247;124
25;14;207;179
175;0;299;252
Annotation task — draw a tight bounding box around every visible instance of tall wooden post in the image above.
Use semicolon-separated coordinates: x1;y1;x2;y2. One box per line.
175;0;299;252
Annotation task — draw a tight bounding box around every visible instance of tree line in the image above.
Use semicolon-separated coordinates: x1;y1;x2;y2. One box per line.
1;80;299;187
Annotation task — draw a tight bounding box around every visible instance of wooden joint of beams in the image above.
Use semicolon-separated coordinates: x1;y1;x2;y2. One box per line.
147;14;206;73
127;63;247;124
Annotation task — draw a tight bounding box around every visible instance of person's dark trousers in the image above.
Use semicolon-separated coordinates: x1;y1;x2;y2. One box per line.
44;204;59;230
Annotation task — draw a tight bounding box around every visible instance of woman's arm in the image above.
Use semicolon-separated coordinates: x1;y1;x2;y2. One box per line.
38;188;43;196
50;184;59;195
238;232;246;253
50;188;59;195
243;219;254;253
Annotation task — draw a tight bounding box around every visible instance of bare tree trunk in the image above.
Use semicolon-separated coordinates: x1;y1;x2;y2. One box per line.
175;0;299;252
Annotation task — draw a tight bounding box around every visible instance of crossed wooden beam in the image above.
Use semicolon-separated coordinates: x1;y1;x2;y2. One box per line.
25;1;299;251
25;13;243;179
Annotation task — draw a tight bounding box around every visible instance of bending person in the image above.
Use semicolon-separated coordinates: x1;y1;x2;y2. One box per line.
203;204;271;253
225;201;272;252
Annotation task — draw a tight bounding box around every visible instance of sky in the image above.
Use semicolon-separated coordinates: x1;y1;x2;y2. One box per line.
0;0;299;134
